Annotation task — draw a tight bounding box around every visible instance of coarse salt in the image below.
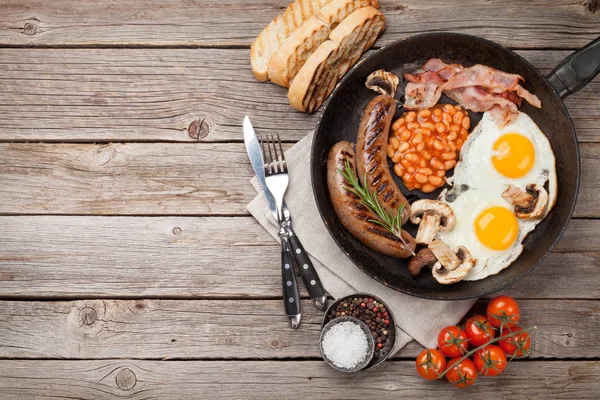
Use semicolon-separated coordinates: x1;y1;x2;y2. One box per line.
322;321;370;369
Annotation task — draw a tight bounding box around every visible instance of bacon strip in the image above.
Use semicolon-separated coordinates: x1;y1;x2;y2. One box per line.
402;59;541;127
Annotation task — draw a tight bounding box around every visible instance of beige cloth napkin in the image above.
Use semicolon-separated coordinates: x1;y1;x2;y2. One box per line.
247;131;475;354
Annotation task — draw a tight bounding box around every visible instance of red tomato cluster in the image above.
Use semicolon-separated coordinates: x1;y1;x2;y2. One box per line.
415;295;531;388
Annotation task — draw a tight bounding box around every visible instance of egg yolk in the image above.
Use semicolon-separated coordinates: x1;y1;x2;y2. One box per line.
492;133;535;178
474;206;519;250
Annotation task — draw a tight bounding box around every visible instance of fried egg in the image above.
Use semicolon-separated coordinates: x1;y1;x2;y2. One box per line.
437;111;557;280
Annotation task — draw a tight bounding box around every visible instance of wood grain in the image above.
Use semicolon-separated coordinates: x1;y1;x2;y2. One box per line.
0;0;597;48
0;359;598;399
0;216;598;298
0;49;597;142
0;299;597;359
0;142;598;216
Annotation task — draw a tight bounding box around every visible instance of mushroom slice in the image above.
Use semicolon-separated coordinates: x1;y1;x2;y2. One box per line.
410;200;456;245
365;69;400;97
408;248;437;277
502;184;549;219
432;246;475;285
428;239;460;270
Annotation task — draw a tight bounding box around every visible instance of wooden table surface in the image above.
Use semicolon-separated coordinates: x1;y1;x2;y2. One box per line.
0;1;598;398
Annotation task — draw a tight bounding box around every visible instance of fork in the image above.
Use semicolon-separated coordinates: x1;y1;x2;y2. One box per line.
261;133;301;329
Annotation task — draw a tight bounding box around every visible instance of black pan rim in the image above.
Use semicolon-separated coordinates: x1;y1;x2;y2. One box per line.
310;32;581;301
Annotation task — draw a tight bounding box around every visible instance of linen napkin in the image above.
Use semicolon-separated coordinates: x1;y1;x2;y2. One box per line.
247;131;475;354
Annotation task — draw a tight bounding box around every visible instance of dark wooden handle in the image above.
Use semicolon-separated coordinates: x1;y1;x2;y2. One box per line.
288;234;326;302
281;238;301;319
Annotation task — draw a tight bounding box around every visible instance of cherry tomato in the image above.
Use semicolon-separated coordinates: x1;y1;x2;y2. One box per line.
499;326;531;358
474;345;507;376
445;357;478;388
464;315;496;347
437;326;469;358
416;349;447;380
487;295;520;329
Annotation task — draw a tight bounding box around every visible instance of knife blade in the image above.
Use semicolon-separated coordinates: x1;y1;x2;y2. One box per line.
243;116;277;219
243;116;327;311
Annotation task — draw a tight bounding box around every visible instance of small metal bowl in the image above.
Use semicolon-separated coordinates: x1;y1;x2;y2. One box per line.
319;316;375;373
322;293;396;369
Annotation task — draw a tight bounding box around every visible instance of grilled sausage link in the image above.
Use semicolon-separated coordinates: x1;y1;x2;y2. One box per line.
356;94;411;224
327;141;416;258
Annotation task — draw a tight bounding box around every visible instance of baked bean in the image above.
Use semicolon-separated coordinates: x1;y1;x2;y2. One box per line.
442;113;453;125
428;175;443;186
441;152;456;160
462;117;470;130
392;118;405;131
408;122;420;131
431;157;445;170
415;173;428;184
444;160;456;170
405;153;420;163
453;111;464;124
423;122;436;131
389;104;471;192
387;145;395;158
443;104;456;115
422;183;436;193
394;164;404;177
412;134;423;144
454;105;462;111
414;128;431;136
419;109;432;118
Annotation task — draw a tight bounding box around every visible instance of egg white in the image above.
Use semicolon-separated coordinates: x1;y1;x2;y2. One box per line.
437;111;557;281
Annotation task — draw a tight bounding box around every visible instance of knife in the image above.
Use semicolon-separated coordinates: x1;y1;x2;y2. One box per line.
243;116;328;311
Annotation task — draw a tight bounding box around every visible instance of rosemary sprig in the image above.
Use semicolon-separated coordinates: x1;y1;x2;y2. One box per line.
338;159;415;255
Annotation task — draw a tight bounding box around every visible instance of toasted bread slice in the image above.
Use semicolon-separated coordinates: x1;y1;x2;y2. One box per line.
250;0;330;81
268;0;379;88
288;6;385;112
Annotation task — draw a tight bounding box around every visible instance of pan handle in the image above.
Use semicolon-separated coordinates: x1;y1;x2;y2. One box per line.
546;37;600;99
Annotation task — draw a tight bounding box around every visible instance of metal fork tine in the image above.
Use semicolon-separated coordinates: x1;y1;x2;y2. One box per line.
277;133;286;172
270;134;279;174
267;134;276;174
260;135;270;174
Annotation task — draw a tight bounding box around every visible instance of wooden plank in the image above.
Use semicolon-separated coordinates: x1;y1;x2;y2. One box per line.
0;359;598;399
0;299;597;359
0;0;597;48
0;216;599;299
0;49;597;143
0;143;598;216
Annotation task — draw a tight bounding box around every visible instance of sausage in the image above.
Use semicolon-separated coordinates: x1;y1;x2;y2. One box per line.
327;141;416;258
356;94;411;224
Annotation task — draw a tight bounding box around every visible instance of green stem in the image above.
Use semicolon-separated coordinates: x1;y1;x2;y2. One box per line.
437;325;537;378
